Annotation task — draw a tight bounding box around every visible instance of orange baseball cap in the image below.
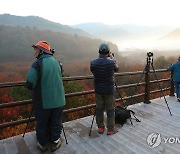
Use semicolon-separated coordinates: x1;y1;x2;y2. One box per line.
32;41;52;55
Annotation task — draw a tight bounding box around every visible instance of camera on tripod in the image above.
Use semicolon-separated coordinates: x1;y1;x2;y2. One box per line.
50;48;55;54
108;52;115;58
147;52;153;57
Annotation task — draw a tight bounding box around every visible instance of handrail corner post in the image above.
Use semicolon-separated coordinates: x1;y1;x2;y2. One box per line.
144;64;151;104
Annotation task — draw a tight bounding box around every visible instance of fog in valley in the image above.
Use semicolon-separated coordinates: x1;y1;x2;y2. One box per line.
73;23;180;64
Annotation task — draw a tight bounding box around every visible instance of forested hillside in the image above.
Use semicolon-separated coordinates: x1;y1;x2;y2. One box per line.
0;25;120;62
0;25;121;79
0;14;90;37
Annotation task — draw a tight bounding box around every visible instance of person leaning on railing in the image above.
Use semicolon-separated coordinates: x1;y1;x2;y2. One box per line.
90;43;119;135
26;41;66;152
167;56;180;102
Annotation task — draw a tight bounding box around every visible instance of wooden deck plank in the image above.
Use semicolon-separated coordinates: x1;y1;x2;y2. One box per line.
3;137;18;154
13;135;31;154
0;140;7;154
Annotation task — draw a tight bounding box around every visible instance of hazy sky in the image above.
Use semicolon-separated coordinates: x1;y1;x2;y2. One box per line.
0;0;180;26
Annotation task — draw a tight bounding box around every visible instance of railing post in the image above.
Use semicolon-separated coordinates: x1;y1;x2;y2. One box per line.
144;63;151;104
169;71;175;96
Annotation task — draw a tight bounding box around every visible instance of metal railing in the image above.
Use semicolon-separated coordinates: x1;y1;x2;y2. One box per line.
0;69;174;130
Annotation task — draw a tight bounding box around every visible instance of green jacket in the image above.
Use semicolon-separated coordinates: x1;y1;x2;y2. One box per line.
26;54;66;109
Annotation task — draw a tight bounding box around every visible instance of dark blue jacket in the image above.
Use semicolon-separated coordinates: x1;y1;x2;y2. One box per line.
90;55;119;95
168;61;180;82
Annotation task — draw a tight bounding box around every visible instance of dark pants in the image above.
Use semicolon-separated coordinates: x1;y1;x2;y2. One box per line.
95;94;115;130
35;107;63;146
174;82;180;98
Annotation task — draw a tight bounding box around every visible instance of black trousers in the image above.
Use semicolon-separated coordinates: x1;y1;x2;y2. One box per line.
35;107;63;145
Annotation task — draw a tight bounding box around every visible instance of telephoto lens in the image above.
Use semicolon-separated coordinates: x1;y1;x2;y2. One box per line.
51;48;55;54
147;52;153;57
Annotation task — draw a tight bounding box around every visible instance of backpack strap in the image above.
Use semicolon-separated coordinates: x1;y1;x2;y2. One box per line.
129;110;141;122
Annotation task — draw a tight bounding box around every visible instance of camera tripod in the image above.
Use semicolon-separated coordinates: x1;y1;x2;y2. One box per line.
130;52;172;116
22;105;68;144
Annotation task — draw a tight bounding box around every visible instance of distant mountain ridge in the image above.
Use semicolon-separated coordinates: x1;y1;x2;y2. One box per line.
0;14;91;37
72;23;175;40
72;23;131;41
160;28;180;40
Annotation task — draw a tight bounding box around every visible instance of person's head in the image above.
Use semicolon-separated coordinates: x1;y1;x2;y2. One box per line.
178;56;180;61
99;43;110;55
32;41;52;58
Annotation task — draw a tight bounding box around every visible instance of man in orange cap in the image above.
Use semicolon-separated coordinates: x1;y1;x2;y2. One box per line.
26;41;66;152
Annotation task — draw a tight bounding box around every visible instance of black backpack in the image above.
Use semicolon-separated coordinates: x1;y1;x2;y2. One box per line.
115;106;141;126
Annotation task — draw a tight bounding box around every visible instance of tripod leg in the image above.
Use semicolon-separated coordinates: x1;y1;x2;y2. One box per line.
151;64;172;116
115;82;126;107
62;125;68;144
130;66;146;102
22;104;34;138
61;109;68;144
129;118;133;125
89;111;96;136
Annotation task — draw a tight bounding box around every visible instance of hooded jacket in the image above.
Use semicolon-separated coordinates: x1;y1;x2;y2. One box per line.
26;54;66;109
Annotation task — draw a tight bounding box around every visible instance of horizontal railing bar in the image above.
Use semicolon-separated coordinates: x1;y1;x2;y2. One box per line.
0;79;170;109
115;69;168;77
0;81;26;88
150;87;170;94
0;100;32;109
0;104;96;129
0;69;169;88
63;104;96;114
62;71;146;81
65;90;94;97
150;78;170;84
0;117;36;129
0;90;96;108
62;75;94;81
115;93;145;102
115;71;143;76
116;82;145;89
0;77;170;90
150;69;168;73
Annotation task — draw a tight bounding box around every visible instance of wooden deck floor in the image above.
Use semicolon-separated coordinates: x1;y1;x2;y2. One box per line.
1;96;180;154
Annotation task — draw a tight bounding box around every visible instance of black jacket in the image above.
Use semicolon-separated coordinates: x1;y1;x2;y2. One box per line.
90;55;119;95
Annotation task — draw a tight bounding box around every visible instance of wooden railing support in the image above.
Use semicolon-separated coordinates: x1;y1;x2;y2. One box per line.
144;62;151;104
